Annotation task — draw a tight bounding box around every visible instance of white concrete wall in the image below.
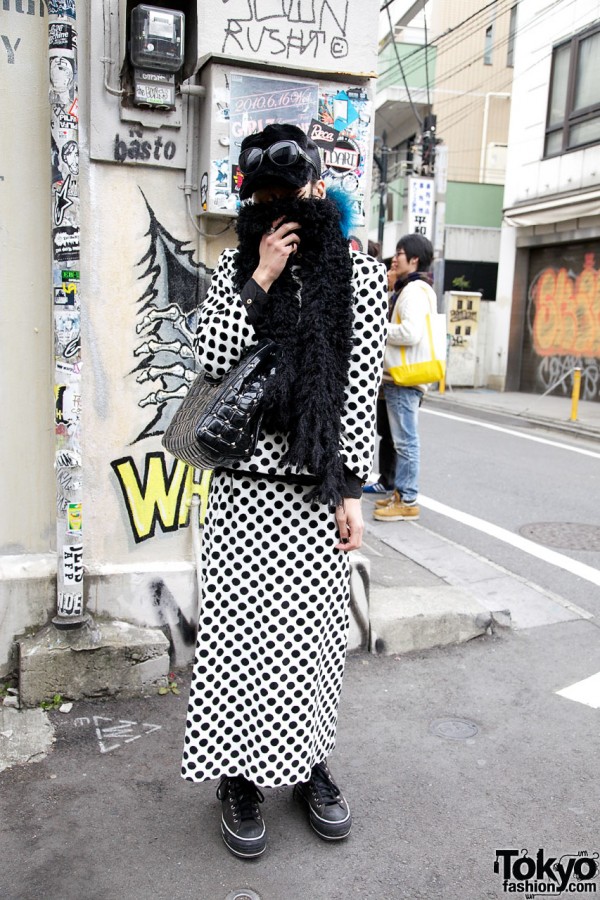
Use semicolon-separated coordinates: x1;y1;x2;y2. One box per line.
444;226;500;264
0;2;56;673
484;224;517;390
0;5;54;556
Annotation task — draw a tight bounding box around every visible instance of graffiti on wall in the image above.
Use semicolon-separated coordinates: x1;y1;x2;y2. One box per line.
114;128;177;164
132;194;210;441
524;248;600;402
111;455;212;544
110;197;214;543
221;0;350;60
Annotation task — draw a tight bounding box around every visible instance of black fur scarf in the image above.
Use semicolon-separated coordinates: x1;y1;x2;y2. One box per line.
233;196;355;507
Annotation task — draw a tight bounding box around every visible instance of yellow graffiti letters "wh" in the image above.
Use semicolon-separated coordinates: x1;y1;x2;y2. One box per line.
111;452;211;543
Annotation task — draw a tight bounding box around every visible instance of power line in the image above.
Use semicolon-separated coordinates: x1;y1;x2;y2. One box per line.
430;0;587;133
378;0;514;83
380;0;581;86
423;2;432;113
385;1;424;128
378;0;580;141
378;0;511;82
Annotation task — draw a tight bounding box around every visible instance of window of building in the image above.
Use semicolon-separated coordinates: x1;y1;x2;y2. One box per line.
484;24;494;65
506;5;517;67
545;24;600;156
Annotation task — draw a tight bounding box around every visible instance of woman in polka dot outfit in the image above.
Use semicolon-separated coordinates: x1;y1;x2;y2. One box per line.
181;123;388;859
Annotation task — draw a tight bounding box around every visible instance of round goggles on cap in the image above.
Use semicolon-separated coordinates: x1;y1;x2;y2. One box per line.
238;140;319;177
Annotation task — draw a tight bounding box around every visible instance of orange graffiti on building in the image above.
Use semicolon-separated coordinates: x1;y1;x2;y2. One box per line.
532;254;600;357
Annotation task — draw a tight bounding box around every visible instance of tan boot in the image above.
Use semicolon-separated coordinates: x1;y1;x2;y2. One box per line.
373;496;420;521
374;489;400;508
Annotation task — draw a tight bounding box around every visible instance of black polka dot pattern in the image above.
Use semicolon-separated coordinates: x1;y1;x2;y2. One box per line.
183;248;388;788
193;249;388;483
181;473;350;788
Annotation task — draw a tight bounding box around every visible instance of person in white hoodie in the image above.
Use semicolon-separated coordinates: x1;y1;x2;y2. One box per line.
373;233;436;522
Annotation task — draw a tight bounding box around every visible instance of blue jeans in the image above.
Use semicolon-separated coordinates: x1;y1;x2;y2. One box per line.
383;383;422;504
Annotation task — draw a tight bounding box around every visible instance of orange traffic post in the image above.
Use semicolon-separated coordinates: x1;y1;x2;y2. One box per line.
439;372;446;394
570;367;581;421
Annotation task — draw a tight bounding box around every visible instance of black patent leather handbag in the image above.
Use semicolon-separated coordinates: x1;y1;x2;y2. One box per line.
162;338;276;470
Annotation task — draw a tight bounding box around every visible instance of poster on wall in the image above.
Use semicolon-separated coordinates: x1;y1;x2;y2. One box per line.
316;85;372;229
228;73;318;198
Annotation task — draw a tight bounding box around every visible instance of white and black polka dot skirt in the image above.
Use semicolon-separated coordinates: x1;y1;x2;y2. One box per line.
181;470;351;789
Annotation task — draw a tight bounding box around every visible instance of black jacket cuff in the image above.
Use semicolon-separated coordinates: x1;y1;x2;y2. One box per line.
342;467;364;499
240;279;271;336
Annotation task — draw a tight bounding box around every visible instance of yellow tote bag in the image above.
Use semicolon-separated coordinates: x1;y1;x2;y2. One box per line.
388;290;447;387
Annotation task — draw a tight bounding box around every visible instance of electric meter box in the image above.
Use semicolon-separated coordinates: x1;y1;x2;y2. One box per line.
130;5;185;72
196;62;375;249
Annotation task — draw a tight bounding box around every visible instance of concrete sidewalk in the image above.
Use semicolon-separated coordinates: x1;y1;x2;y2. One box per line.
424;387;600;441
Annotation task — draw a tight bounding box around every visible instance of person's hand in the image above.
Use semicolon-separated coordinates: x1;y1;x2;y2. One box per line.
252;218;301;291
334;498;364;551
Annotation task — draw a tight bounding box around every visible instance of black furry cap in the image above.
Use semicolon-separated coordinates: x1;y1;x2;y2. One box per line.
238;123;322;201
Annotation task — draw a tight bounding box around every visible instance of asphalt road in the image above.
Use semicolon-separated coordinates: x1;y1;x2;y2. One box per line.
1;624;599;900
417;405;600;615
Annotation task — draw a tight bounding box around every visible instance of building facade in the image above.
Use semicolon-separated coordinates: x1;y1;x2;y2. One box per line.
495;0;600;399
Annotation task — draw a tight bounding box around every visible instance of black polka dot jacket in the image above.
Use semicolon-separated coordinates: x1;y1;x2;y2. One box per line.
194;248;388;491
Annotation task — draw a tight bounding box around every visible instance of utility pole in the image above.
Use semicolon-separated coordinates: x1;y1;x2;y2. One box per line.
412;113;446;310
420;114;437;177
373;130;389;250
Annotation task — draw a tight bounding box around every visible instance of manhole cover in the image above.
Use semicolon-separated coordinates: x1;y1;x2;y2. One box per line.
225;891;262;900
519;522;600;551
429;718;479;740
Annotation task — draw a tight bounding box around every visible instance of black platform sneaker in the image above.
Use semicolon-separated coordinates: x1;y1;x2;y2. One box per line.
293;761;352;840
216;775;266;859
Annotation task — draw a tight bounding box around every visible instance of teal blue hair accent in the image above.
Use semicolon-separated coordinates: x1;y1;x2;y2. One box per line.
326;182;359;238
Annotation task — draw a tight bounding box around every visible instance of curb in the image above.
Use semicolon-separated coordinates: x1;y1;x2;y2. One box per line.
424;394;600;442
369;584;494;656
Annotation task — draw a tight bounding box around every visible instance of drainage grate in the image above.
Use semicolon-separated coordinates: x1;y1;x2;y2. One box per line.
519;522;600;551
429;718;479;740
225;891;262;900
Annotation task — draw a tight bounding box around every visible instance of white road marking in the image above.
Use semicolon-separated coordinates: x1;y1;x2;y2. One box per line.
421;408;600;459
418;494;600;587
556;672;600;709
407;522;593;620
